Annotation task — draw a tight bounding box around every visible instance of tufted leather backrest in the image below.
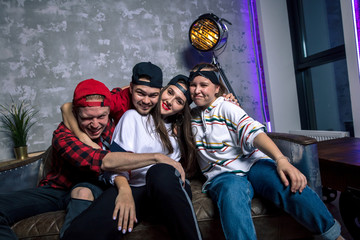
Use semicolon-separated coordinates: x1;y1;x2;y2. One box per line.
37;146;53;184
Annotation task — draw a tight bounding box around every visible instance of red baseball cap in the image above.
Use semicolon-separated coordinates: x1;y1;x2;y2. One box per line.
73;79;111;107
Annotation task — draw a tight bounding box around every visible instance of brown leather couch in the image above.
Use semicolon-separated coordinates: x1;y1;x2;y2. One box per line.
0;133;320;239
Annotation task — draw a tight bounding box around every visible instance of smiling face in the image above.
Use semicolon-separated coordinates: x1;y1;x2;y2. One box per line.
160;83;187;119
130;80;161;116
189;75;220;109
76;106;110;140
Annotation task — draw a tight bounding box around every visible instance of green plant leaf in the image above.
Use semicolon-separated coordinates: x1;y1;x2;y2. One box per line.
0;98;38;147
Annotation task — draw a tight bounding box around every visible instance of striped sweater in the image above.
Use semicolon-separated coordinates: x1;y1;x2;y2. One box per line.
191;97;269;191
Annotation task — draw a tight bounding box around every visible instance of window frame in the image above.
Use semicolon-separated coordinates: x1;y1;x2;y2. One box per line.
287;0;347;129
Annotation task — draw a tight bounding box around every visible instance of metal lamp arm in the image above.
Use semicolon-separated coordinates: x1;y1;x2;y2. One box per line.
212;55;239;102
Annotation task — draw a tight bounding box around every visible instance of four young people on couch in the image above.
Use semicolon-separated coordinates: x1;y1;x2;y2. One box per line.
0;61;343;240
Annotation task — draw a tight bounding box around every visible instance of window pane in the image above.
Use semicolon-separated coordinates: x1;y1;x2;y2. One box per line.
302;0;344;56
309;59;353;133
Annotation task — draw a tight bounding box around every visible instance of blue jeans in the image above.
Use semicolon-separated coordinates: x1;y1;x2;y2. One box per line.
206;159;340;240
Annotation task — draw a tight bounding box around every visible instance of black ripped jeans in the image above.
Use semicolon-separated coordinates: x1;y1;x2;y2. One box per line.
61;164;202;240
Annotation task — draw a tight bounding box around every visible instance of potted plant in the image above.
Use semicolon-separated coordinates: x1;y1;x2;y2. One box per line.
0;98;38;160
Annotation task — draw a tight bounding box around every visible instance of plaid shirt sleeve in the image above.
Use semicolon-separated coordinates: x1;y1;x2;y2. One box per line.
52;122;110;173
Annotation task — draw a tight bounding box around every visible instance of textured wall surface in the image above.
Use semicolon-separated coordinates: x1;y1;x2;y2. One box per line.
0;0;263;161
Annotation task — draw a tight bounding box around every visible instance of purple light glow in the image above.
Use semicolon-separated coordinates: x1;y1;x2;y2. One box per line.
249;0;271;131
353;0;360;75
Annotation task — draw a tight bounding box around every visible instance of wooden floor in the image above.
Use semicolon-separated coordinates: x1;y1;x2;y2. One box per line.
326;191;354;240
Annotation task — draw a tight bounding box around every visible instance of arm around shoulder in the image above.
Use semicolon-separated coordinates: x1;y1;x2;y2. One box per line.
101;152;185;184
60;102;101;149
101;152;159;172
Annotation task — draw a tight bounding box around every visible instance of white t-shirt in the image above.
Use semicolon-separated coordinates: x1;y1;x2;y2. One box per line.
110;109;181;187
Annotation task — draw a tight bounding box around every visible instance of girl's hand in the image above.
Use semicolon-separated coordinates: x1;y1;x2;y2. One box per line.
276;157;307;193
113;176;137;234
113;188;137;234
253;133;307;193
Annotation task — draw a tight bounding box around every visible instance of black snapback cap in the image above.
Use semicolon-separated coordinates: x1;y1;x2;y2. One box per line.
131;62;163;88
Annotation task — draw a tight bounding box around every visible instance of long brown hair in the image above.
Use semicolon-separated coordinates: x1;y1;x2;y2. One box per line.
190;62;228;97
150;81;198;177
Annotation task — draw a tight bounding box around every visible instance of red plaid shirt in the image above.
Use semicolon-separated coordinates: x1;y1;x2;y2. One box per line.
110;87;132;124
38;120;114;190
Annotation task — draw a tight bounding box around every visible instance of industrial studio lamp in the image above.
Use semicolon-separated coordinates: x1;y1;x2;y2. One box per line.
189;13;238;100
189;13;229;52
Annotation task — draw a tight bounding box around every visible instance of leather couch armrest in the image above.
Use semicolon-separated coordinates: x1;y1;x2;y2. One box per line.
0;152;45;193
0;152;44;172
267;132;322;197
267;132;317;145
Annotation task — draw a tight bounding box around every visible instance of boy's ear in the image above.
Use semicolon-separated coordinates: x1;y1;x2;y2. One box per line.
129;83;134;94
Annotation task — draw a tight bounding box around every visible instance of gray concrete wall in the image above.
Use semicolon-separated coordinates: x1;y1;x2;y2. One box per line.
0;0;264;161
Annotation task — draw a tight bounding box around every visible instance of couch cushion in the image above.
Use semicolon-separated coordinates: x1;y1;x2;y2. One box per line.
11;178;311;240
12;210;65;240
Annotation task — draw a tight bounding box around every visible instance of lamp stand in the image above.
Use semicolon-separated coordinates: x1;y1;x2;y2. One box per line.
211;55;240;102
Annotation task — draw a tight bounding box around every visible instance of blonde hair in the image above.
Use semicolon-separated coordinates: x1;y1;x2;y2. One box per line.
85;94;105;101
